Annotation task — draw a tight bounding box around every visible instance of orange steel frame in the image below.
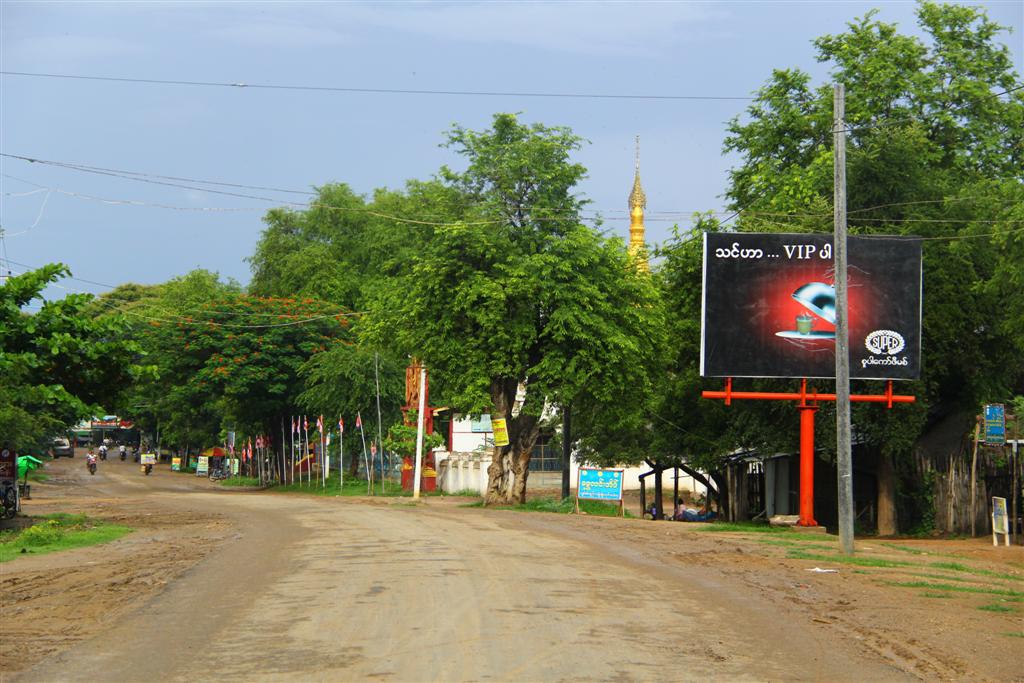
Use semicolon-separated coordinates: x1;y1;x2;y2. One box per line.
702;378;914;527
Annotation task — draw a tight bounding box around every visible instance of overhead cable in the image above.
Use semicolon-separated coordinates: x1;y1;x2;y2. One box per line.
0;71;756;101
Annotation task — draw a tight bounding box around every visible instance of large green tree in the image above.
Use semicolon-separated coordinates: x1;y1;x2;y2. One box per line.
700;1;1023;530
1;265;140;453
367;113;665;504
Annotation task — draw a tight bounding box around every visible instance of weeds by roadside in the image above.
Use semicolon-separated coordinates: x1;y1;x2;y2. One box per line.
220;476;263;487
0;513;131;562
463;497;630;517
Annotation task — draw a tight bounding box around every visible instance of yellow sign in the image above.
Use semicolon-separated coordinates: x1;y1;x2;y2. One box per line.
491;418;510;447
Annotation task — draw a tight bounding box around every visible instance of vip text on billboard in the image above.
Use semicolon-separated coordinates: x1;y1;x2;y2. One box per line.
700;233;921;380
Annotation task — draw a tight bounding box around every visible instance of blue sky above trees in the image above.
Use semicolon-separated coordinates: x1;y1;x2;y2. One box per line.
1;1;1020;294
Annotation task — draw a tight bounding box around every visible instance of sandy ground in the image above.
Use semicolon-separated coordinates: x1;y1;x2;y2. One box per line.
1;455;1021;682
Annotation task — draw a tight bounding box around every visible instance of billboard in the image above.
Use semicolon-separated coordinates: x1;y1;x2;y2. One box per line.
701;233;921;380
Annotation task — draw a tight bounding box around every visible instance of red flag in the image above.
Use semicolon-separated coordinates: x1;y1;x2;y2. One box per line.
303;415;308;432
292;417;297;434
339;417;344;434
317;415;324;434
356;412;362;430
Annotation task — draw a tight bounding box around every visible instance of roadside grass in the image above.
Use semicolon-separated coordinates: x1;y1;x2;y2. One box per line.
28;470;49;483
694;521;791;533
881;543;930;555
888;581;1024;598
0;513;131;562
464;497;630;518
446;489;483;497
219;476;263;487
977;603;1018;613
1004;631;1024;638
920;592;955;599
754;538;834;552
928;561;1022;583
272;474;417;497
786;549;913;568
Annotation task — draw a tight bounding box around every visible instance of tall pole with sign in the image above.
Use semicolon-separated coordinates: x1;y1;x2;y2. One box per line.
834;83;854;555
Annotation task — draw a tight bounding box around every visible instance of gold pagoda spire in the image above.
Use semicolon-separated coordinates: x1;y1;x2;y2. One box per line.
628;136;649;271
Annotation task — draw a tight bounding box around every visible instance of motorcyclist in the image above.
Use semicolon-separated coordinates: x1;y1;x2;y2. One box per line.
119;444;127;461
98;443;108;461
86;449;98;474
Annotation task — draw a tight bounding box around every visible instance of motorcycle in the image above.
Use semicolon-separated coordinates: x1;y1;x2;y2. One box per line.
143;463;153;476
87;454;98;475
98;445;108;461
119;446;127;461
132;447;140;463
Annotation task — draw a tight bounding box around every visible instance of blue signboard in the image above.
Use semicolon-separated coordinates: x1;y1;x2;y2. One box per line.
984;404;1005;445
577;468;624;501
470;415;492;433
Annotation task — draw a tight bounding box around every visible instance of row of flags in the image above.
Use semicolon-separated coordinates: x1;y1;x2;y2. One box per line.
289;413;361;436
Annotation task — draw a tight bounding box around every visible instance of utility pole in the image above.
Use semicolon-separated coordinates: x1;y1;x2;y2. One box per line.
413;365;427;500
561;403;571;500
834;83;854;555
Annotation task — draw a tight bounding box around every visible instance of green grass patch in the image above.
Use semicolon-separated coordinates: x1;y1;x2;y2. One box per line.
977;603;1018;613
927;561;1023;583
466;497;630;518
446;489;482;497
920;592;955;599
695;521;790;533
219;476;263;487
787;549;913;568
0;514;131;562
880;543;930;555
755;538;834;551
1003;631;1024;639
889;581;1024;598
272;473;414;497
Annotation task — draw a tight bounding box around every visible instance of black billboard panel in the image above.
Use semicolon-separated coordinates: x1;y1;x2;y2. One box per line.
700;233;921;380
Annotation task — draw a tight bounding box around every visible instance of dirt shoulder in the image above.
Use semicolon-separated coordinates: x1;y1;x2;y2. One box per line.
1;456;234;676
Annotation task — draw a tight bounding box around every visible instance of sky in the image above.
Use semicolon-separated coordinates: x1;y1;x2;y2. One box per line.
2;1;1021;299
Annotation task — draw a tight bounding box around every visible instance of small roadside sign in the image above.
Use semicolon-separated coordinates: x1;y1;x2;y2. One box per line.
196;456;209;476
575;467;624;517
491;418;510;447
983;404;1005;445
992;497;1010;546
140;453;156;465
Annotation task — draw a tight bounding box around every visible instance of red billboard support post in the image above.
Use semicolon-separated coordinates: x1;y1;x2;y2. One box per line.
702;379;914;527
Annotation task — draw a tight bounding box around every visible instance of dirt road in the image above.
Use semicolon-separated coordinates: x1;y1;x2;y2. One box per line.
4;457;1022;682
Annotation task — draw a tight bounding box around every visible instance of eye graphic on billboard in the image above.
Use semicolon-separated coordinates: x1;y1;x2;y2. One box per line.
700;233;921;380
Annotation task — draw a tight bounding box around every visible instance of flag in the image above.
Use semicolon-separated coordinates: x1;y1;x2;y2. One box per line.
326;432;331;446
356;412;362;430
292;417;297;434
317;415;324;434
339;417;344;434
303;415;308;432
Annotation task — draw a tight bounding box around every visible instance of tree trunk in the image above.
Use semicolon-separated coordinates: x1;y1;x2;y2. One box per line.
483;378;541;505
877;453;898;536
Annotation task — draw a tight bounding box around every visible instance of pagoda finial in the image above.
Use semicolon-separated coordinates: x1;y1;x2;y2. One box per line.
627;136;648;271
629;136;646;211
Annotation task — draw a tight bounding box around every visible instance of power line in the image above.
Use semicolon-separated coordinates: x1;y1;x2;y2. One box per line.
0;71;756;102
7;158;1020;231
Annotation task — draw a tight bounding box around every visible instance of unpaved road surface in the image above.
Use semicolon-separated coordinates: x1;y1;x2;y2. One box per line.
3;456;1022;682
